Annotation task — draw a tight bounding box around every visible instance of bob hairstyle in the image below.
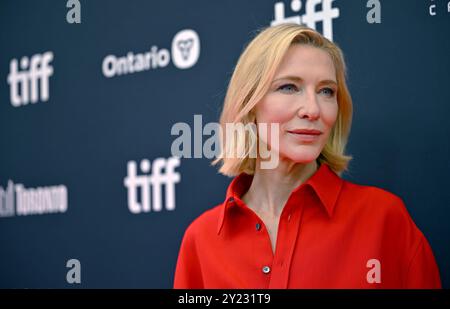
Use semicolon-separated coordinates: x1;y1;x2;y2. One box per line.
212;23;353;176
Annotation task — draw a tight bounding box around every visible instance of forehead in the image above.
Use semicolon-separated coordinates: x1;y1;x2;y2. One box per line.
274;44;336;80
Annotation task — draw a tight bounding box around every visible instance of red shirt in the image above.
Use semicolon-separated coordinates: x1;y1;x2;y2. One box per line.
173;163;441;288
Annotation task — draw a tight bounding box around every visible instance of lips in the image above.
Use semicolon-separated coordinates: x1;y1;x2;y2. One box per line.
287;129;323;142
287;129;323;135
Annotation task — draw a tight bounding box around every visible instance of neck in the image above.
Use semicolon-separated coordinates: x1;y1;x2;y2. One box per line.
242;158;319;217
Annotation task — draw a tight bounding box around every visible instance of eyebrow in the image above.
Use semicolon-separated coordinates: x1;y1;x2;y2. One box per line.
273;75;338;87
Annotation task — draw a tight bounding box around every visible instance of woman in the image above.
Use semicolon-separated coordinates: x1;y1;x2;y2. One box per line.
173;23;441;288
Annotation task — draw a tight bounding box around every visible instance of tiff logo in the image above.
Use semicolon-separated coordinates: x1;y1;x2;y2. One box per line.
428;0;450;16
271;0;340;41
7;51;54;107
123;157;181;214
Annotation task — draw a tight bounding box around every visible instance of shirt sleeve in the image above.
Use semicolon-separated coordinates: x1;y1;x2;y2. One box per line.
173;224;204;289
404;233;441;289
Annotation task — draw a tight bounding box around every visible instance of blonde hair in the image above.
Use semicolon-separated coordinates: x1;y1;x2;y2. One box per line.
212;23;353;176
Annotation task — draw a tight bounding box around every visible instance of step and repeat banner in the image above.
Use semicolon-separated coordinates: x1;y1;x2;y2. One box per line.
0;0;449;288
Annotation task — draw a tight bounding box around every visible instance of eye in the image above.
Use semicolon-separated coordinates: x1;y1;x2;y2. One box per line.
277;83;298;93
320;87;336;97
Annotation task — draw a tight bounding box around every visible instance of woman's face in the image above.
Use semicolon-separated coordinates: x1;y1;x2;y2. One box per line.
254;44;339;164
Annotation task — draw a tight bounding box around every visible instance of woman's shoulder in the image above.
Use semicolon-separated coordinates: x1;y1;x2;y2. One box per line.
343;180;404;205
341;179;419;230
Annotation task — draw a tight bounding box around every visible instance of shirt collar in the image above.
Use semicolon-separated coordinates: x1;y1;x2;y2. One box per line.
216;163;344;235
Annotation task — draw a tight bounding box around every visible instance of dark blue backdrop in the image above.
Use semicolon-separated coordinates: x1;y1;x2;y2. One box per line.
0;0;449;288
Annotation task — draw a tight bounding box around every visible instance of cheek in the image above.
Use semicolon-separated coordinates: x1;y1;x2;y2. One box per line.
255;96;295;125
255;97;295;147
321;103;339;131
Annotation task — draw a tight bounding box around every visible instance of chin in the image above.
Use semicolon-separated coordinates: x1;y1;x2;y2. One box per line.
281;149;320;164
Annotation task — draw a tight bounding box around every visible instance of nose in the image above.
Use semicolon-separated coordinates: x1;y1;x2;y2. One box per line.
296;88;320;120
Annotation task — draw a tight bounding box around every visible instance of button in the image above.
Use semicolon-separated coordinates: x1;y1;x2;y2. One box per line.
287;214;291;222
255;223;261;231
262;266;271;274
228;197;235;203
